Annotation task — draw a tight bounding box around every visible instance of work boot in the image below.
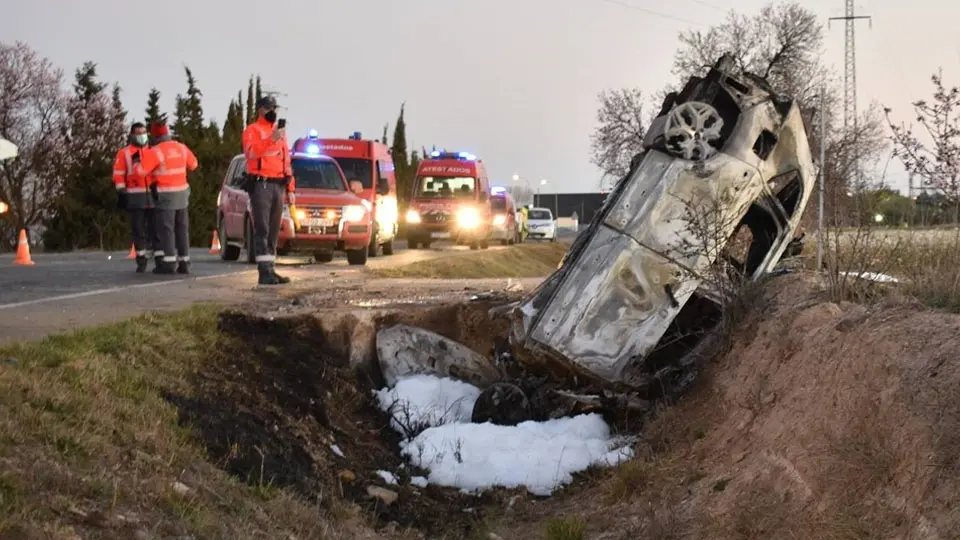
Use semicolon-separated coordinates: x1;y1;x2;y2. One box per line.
257;263;281;285
153;255;163;271
176;261;190;274
135;256;148;273
270;262;291;284
153;261;176;275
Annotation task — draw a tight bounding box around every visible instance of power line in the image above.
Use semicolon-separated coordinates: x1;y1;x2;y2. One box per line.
594;0;705;26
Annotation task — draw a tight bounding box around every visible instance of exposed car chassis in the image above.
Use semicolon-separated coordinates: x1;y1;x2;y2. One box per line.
505;54;816;391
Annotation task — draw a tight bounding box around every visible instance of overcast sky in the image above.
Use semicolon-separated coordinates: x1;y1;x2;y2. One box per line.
3;0;957;194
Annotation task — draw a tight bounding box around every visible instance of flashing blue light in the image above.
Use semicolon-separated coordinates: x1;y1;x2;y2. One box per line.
430;150;441;158
305;143;321;155
307;129;319;139
491;186;507;195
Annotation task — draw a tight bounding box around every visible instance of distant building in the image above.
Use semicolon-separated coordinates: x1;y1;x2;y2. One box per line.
532;192;607;222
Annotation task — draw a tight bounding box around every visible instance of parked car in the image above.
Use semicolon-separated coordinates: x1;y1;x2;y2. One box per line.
525;207;556;242
507;54;816;390
216;151;374;266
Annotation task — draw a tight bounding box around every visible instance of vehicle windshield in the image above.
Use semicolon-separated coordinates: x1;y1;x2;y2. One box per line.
491;197;508;212
415;176;476;199
291;158;347;190
529;209;553;220
331;157;373;189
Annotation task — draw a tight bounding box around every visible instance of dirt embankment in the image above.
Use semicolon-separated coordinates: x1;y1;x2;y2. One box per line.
496;273;960;539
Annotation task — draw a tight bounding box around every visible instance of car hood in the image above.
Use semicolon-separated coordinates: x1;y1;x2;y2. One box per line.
293;189;364;206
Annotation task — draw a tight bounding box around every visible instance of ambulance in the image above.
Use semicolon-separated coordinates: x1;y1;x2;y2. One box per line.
309;131;399;256
404;150;493;250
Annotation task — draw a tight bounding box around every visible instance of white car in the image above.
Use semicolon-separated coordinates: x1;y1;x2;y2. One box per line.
526;207;556;242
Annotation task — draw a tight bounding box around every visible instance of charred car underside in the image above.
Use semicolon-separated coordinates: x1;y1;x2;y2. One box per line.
376;54;816;425
504;53;815;396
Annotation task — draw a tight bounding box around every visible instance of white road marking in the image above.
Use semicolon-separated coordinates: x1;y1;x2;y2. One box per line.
0;270;256;311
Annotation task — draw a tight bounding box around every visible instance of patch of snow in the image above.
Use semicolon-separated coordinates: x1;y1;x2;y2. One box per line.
377;374;634;497
376;470;398;485
330;444;345;458
410;476;429;488
374;374;480;433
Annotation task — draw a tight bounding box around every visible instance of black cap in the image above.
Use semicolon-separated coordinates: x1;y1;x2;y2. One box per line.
256;96;278;109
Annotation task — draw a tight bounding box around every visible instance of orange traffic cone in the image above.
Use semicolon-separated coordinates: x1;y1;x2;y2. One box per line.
208;230;221;255
126;243;136;259
13;229;34;265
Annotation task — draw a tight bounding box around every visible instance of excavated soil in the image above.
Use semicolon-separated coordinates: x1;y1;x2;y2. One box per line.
164;297;524;539
494;273;960;539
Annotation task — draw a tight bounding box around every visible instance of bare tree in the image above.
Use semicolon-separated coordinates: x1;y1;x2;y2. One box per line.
589;88;650;183
0;41;70;248
885;70;960;223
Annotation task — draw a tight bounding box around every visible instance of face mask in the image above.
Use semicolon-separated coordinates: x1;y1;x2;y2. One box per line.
263;110;277;123
133;134;149;146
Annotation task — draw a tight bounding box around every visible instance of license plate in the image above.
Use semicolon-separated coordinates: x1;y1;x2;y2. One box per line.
302;218;334;228
431;232;452;239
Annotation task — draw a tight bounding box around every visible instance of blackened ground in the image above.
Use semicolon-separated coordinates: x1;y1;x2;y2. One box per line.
163;307;515;538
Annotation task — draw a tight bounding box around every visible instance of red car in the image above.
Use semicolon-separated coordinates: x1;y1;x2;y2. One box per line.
216;150;374;266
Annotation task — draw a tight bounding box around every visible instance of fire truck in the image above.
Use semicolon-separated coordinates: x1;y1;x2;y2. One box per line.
404;150;493;250
307;131;399;257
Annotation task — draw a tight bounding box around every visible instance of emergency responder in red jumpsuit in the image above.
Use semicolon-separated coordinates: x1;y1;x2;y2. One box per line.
134;121;199;274
241;96;295;285
113;122;159;272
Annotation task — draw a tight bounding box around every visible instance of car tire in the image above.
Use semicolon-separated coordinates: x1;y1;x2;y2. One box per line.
244;215;256;264
480;240;489;250
469;242;479;250
219;216;240;261
346;248;368;266
368;233;379;257
550;236;556;243
314;252;334;263
382;240;394;255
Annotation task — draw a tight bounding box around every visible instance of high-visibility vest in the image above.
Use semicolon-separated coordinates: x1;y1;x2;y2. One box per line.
242;119;294;191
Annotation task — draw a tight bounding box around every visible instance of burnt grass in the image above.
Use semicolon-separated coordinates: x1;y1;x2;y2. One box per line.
163;309;507;538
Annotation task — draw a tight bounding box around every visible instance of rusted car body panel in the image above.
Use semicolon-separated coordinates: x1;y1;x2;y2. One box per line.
510;55;816;386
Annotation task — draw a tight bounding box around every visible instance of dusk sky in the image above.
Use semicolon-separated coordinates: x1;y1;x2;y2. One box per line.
3;0;957;194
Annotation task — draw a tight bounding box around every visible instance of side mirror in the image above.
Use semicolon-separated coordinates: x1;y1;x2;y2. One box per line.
377;177;389;196
350;180;363;194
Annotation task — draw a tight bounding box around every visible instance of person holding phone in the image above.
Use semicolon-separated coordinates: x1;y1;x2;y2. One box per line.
241;95;295;285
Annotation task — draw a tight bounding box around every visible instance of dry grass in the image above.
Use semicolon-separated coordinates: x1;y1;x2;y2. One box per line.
0;304;373;539
374;242;569;279
800;227;960;311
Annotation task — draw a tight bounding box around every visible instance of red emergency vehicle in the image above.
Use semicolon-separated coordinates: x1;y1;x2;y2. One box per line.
308;131;398;256
404;150;493;250
216;142;374;266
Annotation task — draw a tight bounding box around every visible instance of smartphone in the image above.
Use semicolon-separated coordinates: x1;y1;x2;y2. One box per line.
277;118;287;129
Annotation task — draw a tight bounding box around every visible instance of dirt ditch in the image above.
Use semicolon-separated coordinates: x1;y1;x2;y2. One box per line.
164;297;525;538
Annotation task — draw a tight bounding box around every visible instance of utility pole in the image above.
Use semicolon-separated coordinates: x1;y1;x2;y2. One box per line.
829;2;871;192
817;86;826;272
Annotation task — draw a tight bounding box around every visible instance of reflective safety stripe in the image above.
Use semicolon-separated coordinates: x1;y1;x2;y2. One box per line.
136;250;149;257
162;256;178;262
126;187;147;193
113;169;125;176
154;167;187;176
143;250;154;258
116;183;126;190
255;254;276;262
156;185;189;192
177;256;190;262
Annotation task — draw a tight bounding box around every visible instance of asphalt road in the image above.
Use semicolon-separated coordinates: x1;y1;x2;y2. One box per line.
0;241;507;308
0;241;512;343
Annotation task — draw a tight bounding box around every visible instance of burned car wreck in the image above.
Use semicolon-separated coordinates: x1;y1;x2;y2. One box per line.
375;54;815;425
508;54;815;394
